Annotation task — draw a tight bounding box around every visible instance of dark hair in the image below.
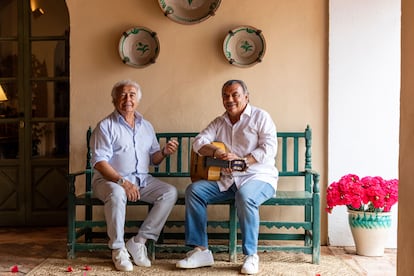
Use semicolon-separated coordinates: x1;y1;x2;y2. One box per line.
222;80;249;95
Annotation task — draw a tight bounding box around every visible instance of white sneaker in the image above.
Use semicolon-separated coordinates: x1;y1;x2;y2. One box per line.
241;254;259;275
112;248;133;272
176;248;214;269
126;238;151;267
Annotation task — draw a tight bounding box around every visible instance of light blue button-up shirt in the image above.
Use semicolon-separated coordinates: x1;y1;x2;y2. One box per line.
192;104;279;192
90;110;160;187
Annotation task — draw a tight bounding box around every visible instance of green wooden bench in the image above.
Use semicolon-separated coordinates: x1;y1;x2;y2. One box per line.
67;126;320;264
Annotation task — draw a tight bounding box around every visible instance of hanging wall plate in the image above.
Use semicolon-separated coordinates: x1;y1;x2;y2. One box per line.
158;0;221;25
118;27;160;68
223;26;266;68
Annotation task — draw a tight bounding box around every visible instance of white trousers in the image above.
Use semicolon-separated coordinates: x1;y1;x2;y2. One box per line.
92;175;178;249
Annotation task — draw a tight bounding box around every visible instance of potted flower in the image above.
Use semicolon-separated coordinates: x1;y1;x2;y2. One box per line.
326;174;398;213
326;174;398;256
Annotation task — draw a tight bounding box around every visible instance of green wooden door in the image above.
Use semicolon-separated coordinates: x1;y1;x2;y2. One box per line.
0;0;69;226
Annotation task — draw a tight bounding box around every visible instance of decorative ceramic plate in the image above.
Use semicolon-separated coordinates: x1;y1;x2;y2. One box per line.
223;26;266;68
118;27;160;68
158;0;221;25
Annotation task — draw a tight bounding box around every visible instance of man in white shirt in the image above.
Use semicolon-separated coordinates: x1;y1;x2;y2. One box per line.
91;80;179;271
176;80;279;275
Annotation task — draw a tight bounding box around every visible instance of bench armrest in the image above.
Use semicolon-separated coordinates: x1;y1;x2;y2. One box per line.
305;169;320;194
68;169;93;195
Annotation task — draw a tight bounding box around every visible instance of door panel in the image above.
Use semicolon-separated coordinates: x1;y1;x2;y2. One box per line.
0;166;19;209
0;0;69;226
0;164;22;225
29;160;68;225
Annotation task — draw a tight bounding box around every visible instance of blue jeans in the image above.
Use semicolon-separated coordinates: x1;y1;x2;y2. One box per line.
185;179;275;256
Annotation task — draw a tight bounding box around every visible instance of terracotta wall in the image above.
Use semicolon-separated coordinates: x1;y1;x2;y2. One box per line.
66;0;328;243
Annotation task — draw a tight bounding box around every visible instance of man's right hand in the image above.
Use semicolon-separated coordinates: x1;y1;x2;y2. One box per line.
122;180;140;202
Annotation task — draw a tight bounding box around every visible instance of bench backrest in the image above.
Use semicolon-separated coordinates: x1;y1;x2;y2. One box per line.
84;125;312;191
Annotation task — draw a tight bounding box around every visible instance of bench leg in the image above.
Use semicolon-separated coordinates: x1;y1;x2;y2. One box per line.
67;224;76;258
229;203;237;263
147;205;156;261
312;193;321;264
67;187;76;259
148;240;156;261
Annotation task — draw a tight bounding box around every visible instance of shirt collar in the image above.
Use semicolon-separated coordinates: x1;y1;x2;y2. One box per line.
243;103;252;117
223;103;252;124
114;110;143;126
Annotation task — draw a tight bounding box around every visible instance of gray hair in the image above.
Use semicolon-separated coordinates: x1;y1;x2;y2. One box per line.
222;79;249;95
111;79;143;103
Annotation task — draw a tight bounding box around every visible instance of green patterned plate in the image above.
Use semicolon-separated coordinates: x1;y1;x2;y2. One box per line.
118;27;160;68
158;0;221;25
223;26;266;68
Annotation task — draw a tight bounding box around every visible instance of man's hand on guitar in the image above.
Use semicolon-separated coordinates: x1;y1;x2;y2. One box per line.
191;143;249;181
214;151;236;161
214;152;247;173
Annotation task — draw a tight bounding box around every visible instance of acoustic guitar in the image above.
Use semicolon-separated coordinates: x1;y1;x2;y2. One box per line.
190;142;247;182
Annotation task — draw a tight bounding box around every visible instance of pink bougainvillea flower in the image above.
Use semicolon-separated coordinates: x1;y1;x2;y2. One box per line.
10;265;19;273
326;174;398;213
67;266;73;272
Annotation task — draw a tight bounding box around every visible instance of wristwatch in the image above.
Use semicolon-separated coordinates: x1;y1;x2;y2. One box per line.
117;178;125;186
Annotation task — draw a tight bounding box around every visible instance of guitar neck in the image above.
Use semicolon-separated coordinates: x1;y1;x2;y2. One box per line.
205;157;232;168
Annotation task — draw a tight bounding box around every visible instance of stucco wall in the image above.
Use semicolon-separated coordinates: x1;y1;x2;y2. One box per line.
66;0;328;243
328;0;400;248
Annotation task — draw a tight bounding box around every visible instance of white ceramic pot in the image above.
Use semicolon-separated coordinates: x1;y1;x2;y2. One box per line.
348;210;392;256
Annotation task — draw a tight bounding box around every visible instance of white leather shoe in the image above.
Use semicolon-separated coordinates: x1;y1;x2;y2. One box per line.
126;238;151;267
176;248;214;269
241;254;259;274
112;248;133;272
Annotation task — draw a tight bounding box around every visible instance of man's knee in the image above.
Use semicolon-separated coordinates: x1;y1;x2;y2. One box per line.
165;185;178;202
106;187;127;205
185;182;195;197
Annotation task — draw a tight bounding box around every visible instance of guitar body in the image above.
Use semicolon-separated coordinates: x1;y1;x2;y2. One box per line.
190;142;247;182
190;142;225;182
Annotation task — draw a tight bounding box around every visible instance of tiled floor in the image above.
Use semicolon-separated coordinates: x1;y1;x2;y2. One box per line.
0;227;396;275
329;246;396;275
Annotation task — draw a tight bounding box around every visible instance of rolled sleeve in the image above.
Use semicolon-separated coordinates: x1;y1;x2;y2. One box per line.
192;117;224;153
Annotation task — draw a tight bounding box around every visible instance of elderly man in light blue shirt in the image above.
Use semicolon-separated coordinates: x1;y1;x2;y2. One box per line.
91;80;178;272
177;80;278;275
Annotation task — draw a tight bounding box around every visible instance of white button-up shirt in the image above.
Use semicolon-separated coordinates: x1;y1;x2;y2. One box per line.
192;104;278;192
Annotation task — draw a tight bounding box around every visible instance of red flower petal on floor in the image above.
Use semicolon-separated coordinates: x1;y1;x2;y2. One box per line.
67;266;73;272
84;265;92;271
10;265;19;273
